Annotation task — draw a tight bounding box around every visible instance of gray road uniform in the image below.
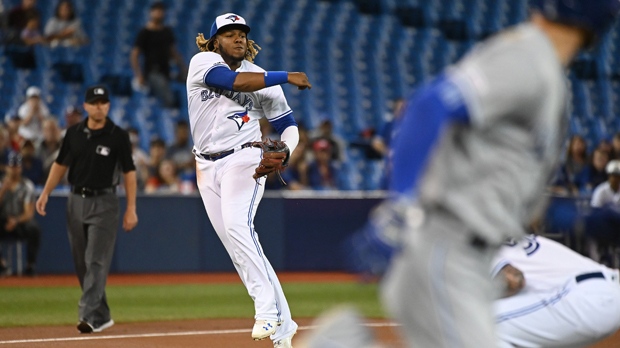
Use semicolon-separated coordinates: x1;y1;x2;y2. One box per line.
382;24;567;348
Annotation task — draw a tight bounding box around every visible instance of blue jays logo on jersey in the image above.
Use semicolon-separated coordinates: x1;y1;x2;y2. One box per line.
228;111;250;130
226;15;240;22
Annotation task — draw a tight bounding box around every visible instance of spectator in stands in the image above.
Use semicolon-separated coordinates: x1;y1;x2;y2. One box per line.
166;120;194;175
128;128;149;190
16;86;49;142
20;139;43;186
308;138;341;190
37;118;62;183
147;138;166;178
259;118;279;141
44;0;87;48
0;152;40;276
371;98;405;158
552;135;588;194
62;105;83;136
20;13;44;46
145;159;180;194
5;0;40;69
586;160;620;263
5;115;24;151
310;119;346;162
610;132;620;160
6;0;40;43
576;148;610;194
281;140;309;191
130;1;186;108
0;127;11;179
592;160;620;211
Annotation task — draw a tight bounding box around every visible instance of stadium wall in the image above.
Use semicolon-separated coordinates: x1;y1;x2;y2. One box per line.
33;192;383;274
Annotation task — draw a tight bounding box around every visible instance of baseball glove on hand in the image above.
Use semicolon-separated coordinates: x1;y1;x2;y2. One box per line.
251;138;290;185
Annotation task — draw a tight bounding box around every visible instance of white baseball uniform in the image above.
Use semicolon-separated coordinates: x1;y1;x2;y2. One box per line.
494;235;620;347
186;51;298;342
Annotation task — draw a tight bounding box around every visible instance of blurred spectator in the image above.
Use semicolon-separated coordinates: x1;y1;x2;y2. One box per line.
128;128;149;190
166;120;194;174
0;127;11;179
310;119;346;162
610;132;620;160
130;1;186;108
14;86;49;142
6;0;40;43
308;139;341;190
552;135;588;194
597;139;613;155
5;115;24;151
20;13;44;46
0;152;40;276
281;140;309;190
259;118;279;141
371;98;405;157
575;148;610;194
148;138;166;178
592;160;620;211
62;105;83;136
145;159;180;194
36;117;62;182
20;139;43;185
44;0;87;47
586;160;620;264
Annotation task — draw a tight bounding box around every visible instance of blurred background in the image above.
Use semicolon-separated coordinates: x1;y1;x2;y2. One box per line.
0;0;619;275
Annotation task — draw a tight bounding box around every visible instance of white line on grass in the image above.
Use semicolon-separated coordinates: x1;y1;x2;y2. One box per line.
0;322;399;345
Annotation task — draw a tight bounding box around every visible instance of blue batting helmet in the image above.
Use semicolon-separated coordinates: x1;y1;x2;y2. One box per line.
531;0;620;39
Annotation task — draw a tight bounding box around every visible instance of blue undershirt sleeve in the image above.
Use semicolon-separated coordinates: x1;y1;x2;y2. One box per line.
269;113;297;134
389;74;471;196
204;66;238;91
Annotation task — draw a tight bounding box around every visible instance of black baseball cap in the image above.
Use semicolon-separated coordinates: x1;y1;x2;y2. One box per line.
85;85;110;104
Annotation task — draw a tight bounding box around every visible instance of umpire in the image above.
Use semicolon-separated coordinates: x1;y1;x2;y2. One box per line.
36;85;138;333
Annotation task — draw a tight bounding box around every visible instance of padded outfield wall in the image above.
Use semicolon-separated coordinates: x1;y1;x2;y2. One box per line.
33;191;383;274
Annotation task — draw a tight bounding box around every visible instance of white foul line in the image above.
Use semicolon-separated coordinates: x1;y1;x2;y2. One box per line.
0;323;399;345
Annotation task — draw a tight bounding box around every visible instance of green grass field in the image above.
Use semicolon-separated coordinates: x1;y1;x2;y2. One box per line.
0;282;384;327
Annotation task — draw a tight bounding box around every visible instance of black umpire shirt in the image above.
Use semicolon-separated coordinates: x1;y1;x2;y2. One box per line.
56;118;136;189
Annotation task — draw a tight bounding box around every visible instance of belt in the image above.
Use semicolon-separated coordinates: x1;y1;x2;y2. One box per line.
197;142;253;161
575;272;605;283
72;186;116;197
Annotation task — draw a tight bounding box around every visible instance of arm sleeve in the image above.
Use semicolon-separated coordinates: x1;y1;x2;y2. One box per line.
205;66;238;91
280;125;299;155
133;29;147;49
119;131;136;173
389;74;470;196
55;129;72;166
187;52;229;89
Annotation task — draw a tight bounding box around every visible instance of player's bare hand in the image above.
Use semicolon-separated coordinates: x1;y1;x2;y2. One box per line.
35;194;48;216
123;209;138;232
499;264;525;298
288;72;312;90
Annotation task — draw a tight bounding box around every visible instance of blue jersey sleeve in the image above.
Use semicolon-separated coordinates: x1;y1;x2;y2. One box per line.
389;74;470;196
269;113;297;134
204;66;238;91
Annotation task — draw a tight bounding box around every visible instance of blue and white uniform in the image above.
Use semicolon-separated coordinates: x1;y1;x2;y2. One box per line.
494;235;620;347
186;43;298;343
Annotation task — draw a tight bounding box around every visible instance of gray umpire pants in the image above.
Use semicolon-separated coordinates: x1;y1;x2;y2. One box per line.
67;193;119;325
382;208;500;348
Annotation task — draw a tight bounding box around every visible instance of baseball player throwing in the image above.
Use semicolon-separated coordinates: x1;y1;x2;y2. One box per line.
186;13;310;348
379;1;620;347
494;234;620;347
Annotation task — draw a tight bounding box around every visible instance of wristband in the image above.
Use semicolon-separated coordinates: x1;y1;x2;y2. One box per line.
264;71;288;87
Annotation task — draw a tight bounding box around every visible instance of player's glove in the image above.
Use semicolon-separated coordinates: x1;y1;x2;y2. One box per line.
251;138;290;185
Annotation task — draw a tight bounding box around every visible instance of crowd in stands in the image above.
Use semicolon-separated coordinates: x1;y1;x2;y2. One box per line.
550;133;620;197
